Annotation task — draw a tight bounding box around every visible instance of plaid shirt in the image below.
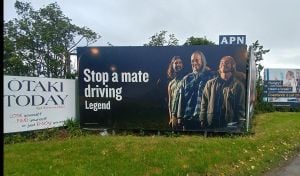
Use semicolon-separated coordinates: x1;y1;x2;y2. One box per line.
177;70;214;120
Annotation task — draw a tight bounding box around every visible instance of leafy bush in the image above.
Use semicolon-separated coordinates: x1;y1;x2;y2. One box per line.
4;133;27;144
64;118;83;137
4;119;84;144
275;106;300;112
34;128;60;141
254;101;275;114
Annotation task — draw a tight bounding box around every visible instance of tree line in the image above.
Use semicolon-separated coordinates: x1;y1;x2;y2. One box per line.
4;0;269;84
4;1;100;78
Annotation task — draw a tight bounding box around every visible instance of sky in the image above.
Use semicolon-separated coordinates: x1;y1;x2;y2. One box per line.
4;0;300;70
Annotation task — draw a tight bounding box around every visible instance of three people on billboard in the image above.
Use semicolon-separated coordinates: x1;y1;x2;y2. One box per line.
167;53;246;131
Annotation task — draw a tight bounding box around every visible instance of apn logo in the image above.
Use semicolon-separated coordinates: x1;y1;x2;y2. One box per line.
219;35;246;45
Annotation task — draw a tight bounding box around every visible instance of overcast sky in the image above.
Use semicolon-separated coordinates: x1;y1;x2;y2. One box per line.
4;0;300;69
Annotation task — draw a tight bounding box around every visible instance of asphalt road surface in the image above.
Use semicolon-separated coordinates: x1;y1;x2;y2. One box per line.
264;153;300;176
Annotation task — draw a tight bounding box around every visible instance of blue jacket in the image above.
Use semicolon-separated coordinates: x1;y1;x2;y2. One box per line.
177;69;215;120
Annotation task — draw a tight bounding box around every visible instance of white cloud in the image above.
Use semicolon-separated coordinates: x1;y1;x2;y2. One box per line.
262;48;300;69
4;0;300;69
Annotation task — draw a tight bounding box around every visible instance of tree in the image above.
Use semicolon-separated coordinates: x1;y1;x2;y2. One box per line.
252;40;270;82
144;30;179;46
251;40;270;107
183;36;215;46
4;1;101;78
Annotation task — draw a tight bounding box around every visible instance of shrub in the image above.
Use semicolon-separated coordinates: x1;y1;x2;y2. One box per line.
4;133;27;144
33;128;60;141
254;101;275;114
4;119;85;144
275;106;300;112
64;118;83;137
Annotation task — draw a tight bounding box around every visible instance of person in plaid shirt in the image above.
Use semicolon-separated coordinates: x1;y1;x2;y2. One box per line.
176;51;215;131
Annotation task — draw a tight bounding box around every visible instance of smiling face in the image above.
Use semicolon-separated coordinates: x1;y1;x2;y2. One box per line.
219;56;235;73
286;71;294;80
191;53;203;72
172;58;183;73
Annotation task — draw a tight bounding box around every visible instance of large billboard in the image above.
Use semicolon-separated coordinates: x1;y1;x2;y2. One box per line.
78;45;249;132
3;76;76;133
263;68;300;107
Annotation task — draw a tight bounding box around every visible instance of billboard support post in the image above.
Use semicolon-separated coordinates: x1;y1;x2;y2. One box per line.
245;46;256;132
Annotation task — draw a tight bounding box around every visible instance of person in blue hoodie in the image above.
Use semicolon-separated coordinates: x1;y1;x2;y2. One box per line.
176;51;214;131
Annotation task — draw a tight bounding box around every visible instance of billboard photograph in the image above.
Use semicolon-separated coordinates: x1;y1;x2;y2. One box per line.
263;68;300;107
78;45;249;132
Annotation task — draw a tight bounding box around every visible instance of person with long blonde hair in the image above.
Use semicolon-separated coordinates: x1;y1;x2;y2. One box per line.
167;56;184;129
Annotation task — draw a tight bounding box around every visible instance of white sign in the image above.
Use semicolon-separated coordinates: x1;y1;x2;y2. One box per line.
263;69;300;105
3;76;76;133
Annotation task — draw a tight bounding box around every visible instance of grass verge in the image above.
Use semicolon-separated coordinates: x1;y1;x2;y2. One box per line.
4;112;300;176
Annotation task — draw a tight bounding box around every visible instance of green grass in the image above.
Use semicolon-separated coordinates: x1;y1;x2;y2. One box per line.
4;112;300;176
